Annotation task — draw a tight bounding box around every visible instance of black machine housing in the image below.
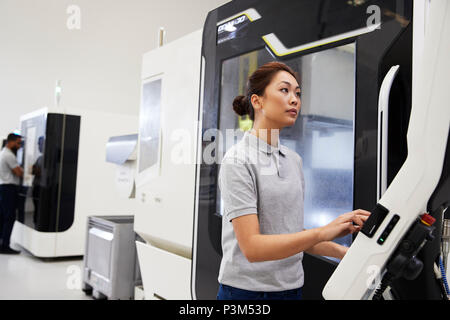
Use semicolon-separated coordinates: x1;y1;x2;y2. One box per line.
18;113;80;233
193;0;414;300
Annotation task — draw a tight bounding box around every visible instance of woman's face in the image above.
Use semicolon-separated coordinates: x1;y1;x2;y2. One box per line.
253;70;301;128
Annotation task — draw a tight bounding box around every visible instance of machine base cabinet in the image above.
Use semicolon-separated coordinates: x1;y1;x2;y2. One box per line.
136;241;191;300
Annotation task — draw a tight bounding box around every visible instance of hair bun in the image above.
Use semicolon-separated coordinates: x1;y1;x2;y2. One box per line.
232;95;249;116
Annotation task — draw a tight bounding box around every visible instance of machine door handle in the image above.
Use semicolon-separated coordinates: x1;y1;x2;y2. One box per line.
377;65;400;201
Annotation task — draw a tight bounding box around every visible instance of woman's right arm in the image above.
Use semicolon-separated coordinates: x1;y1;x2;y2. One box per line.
232;209;370;263
220;156;370;262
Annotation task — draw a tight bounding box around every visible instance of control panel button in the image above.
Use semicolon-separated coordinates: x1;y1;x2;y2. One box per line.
377;214;400;245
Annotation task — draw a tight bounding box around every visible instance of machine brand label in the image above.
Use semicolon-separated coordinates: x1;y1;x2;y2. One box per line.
217;15;250;45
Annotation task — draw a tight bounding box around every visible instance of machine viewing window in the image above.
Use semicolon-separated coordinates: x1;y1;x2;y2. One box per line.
217;43;356;248
19;114;47;229
139;79;162;174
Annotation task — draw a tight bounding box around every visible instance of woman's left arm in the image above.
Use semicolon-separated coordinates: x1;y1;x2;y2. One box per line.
305;240;348;260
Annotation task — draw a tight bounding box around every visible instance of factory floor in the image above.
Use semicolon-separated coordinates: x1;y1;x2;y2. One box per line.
0;244;92;300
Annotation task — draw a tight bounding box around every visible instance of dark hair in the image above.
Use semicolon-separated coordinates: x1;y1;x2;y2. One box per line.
7;133;22;142
232;61;299;121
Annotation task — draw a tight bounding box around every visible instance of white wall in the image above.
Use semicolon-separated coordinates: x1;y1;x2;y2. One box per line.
0;0;230;139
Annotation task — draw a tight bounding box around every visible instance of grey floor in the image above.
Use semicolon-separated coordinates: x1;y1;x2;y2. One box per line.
0;244;92;300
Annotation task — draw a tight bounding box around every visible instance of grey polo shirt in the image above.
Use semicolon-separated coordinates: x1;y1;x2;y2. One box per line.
218;131;305;292
0;147;20;185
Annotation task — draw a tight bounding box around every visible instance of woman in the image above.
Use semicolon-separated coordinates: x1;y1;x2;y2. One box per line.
217;61;370;300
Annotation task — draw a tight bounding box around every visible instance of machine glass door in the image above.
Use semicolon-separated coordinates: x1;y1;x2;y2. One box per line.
19;114;48;231
217;43;356;249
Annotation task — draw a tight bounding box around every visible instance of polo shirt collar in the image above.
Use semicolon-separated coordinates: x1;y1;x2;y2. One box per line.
244;131;286;156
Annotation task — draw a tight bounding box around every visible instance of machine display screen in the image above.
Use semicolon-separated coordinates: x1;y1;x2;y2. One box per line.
139;79;162;174
217;43;356;249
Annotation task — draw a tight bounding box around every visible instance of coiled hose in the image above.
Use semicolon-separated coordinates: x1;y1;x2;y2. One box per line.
372;272;395;300
439;257;450;296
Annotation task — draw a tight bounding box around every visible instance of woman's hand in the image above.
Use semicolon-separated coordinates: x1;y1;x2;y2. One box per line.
318;209;371;242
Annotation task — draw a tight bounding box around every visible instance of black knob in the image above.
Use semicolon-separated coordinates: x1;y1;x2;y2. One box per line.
401;240;413;253
403;257;423;280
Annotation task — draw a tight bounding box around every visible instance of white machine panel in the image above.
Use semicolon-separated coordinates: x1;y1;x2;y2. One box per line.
323;0;450;299
134;29;202;300
135;30;202;255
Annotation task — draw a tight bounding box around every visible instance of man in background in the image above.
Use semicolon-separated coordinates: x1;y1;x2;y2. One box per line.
0;133;23;254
